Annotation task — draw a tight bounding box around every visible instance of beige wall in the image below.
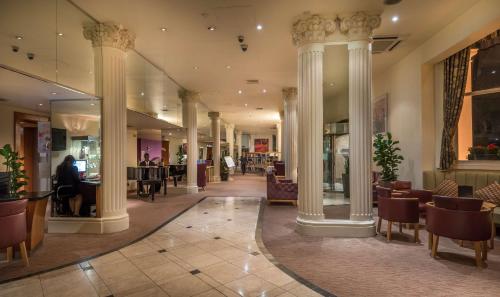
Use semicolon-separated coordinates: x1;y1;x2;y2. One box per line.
373;0;500;187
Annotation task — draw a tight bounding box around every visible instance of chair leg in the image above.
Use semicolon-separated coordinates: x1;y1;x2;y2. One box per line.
482;241;488;261
431;235;439;258
377;217;382;234
428;232;433;250
414;223;420;243
399;223;403;233
387;221;392;241
473;241;482;268
460;240;464;247
491;220;495;250
19;241;29;267
6;247;13;262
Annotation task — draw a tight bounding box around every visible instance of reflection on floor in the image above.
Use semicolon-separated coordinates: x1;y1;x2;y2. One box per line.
323;191;349;206
0;197;321;297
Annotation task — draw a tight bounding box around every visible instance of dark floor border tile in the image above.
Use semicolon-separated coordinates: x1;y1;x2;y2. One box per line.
255;198;336;297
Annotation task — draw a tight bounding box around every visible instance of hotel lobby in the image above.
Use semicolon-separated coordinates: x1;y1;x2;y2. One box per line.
0;0;500;296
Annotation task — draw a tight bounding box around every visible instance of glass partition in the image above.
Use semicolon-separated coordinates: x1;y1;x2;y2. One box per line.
126;51;182;127
50;99;102;179
0;0;99;96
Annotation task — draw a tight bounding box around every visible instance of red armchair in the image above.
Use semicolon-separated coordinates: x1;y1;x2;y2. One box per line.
377;195;420;242
426;196;490;267
397;189;433;217
0;199;29;266
197;163;207;190
266;173;297;205
273;161;286;177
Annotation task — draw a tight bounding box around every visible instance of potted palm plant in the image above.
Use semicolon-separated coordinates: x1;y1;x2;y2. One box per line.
0;144;28;199
373;133;404;186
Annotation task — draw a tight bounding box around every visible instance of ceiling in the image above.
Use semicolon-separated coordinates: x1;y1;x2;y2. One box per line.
4;0;481;135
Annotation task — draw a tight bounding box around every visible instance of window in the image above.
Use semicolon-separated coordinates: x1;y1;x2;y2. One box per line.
457;31;500;161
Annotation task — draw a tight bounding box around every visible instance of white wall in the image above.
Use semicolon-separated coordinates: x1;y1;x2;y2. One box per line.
373;0;500;187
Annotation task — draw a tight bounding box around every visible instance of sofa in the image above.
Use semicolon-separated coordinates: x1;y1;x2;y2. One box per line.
423;169;500;224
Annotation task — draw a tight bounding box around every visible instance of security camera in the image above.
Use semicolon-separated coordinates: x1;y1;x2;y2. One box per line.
238;35;244;43
12;45;19;52
240;43;248;52
27;52;34;60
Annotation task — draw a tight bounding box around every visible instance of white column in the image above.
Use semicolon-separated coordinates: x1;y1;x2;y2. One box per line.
181;91;199;193
348;40;373;221
249;134;255;152
297;44;325;221
225;123;235;159
209;112;221;182
85;23;134;233
277;111;284;160
236;130;243;159
283;88;298;183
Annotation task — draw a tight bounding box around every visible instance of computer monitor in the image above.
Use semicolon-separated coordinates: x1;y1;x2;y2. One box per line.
75;160;87;173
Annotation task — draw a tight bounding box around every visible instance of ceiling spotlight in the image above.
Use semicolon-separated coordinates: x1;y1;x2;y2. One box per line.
15;35;23;40
51;92;57;95
329;82;335;86
38;103;43;106
492;70;497;74
57;32;64;36
193;66;199;70
256;24;263;31
244;103;248;107
161;27;167;32
391;15;399;23
90;103;96;106
168;132;172;136
208;26;216;31
140;92;145;96
238;90;243;94
262;89;267;93
226;65;231;69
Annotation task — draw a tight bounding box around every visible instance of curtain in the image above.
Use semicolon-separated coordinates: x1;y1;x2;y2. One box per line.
439;47;470;170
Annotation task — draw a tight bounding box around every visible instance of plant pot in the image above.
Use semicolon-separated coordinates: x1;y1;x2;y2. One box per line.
342;173;350;198
472;153;499;160
221;173;229;181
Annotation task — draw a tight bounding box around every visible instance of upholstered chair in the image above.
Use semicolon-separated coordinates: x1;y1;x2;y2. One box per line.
197;163;207;190
0;199;29;266
273;162;286;178
266;173;297;205
377;196;420;242
397;189;434;217
426;196;491;267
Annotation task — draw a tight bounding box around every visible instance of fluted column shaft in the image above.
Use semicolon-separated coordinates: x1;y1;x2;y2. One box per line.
348;40;373;221
283;88;298;183
209;112;221;182
276;121;282;156
297;44;325;221
182;95;198;193
249;135;255;152
236;130;243;159
226;123;235;159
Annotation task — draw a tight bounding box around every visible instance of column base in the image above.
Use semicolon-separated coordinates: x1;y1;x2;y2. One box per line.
212;176;221;183
48;213;129;234
185;185;199;194
296;217;376;237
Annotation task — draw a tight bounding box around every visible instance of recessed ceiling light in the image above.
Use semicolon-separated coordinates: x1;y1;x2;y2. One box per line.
161;27;167;32
51;92;57;95
90;103;96;106
226;65;231;69
256;24;263;31
15;35;23;40
208;26;216;31
238;90;243;94
140;92;145;96
391;15;399;23
262;89;267;93
329;82;335;86
168;132;172;136
244;103;248;107
492;70;497;74
38;103;43;106
57;32;64;36
193;66;199;70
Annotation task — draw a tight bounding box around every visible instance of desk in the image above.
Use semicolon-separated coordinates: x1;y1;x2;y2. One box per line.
1;191;52;251
80;180;101;217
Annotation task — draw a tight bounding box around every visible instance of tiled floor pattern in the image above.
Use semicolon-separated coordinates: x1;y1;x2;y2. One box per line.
0;197;322;297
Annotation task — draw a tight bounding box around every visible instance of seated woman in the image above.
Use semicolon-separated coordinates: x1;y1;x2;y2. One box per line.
56;155;82;216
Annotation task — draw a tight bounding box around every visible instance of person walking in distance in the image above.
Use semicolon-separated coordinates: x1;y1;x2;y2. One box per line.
240;152;248;175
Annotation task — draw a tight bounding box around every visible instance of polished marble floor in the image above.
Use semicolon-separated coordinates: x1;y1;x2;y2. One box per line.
0;197;322;297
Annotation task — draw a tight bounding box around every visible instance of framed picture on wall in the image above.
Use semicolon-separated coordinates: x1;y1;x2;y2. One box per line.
254;139;269;152
373;93;388;134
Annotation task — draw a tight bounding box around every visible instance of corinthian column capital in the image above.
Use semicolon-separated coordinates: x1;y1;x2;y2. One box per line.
179;89;200;103
282;87;298;101
292;12;337;46
83;22;135;51
339;12;381;41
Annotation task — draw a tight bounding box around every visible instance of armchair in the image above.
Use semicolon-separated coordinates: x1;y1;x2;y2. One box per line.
273;161;286;178
397;189;433;217
426;196;491;267
266;173;297;205
377;196;420;242
0;199;29;266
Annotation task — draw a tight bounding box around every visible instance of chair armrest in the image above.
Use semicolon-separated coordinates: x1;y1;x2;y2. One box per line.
279;179;293;183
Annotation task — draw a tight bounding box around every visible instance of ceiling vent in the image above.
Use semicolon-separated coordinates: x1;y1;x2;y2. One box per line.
246;79;259;84
372;35;403;54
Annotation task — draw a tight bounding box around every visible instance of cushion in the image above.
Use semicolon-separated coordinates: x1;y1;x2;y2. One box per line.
475;181;500;205
434;179;458;197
